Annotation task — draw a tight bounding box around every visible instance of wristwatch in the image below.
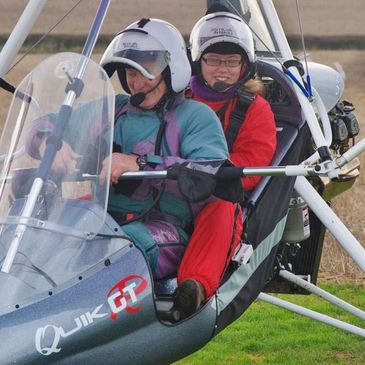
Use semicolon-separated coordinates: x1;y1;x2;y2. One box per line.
136;154;148;171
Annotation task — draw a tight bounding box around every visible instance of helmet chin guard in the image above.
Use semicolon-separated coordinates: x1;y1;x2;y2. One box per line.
100;18;191;94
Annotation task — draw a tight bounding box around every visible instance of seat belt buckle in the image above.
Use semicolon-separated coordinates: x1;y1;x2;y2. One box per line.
232;242;253;265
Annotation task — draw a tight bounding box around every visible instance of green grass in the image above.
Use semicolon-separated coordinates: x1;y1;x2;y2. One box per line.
175;283;365;365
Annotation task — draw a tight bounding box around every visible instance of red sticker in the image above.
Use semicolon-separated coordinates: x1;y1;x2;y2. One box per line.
107;274;148;320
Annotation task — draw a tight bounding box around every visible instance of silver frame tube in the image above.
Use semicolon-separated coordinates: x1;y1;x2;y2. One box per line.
0;0;47;78
294;176;365;274
279;270;365;321
260;1;337;178
258;292;365;337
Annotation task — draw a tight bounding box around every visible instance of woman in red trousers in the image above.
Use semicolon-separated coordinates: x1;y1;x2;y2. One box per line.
173;10;277;318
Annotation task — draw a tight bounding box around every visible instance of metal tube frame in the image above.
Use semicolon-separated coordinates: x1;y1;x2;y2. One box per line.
260;0;338;179
259;269;365;337
258;292;365;337
279;270;365;321
294;176;365;274
0;0;47;78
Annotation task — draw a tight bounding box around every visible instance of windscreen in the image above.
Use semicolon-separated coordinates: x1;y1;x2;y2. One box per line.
0;52;115;273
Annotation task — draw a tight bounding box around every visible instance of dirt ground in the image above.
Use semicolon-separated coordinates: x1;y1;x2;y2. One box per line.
1;0;365;37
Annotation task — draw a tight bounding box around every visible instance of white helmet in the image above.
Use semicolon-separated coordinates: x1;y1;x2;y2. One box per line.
190;12;256;80
100;18;191;94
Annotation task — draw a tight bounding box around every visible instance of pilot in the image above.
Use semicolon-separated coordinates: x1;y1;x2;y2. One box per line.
96;18;230;280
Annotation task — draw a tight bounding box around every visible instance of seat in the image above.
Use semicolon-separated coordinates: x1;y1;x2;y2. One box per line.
214;60;311;333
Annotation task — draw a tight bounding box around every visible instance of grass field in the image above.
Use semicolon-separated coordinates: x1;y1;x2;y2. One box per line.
175;283;365;365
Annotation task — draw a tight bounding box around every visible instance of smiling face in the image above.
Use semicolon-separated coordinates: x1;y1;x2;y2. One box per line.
126;68;167;109
201;52;243;91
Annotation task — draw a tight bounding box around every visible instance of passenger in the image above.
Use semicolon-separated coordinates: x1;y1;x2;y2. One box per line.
173;11;277;317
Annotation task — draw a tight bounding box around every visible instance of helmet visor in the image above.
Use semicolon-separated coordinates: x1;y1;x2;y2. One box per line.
100;32;170;79
113;49;169;79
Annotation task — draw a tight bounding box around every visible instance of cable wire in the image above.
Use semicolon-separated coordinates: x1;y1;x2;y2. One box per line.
295;0;312;96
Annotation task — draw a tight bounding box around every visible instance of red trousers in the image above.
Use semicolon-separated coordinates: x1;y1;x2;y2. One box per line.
177;200;243;299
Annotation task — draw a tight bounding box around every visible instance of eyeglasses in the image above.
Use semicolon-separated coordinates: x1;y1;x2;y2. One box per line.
202;57;242;68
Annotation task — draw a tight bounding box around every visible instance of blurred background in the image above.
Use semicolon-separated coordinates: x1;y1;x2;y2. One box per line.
1;0;365;39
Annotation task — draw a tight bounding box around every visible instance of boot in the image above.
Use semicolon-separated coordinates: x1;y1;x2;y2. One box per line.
173;279;206;319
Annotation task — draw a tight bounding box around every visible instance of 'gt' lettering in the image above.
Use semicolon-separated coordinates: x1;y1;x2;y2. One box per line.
107;274;147;320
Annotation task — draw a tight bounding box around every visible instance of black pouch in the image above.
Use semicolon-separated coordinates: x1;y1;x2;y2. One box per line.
167;160;244;203
214;160;246;203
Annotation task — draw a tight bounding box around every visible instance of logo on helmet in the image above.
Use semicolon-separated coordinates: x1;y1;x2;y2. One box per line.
122;42;138;50
212;27;233;36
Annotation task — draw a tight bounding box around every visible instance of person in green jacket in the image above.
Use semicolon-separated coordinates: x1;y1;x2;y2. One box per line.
98;18;228;279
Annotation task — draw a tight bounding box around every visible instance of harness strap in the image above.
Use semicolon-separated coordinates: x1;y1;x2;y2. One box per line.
112;98;177;226
220;203;241;280
223;91;255;152
114;99;129;121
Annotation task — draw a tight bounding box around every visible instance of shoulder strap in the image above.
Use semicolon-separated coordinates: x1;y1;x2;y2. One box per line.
225;91;255;152
114;98;129;122
112;98;129;153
